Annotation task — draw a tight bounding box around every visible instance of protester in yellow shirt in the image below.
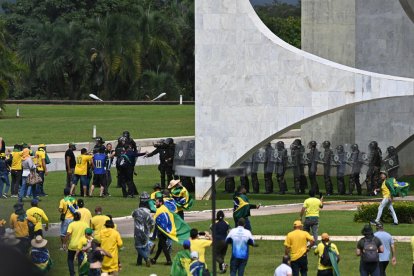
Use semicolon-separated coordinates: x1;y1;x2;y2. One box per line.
35;144;48;196
10;144;23;197
26;199;49;237
314;233;340;275
70;148;93;196
65;212;88;276
300;190;323;244
190;228;212;264
77;199;92;227
91;206;111;239
9;202;37;254
99;219;123;275
372;171;398;226
284;220;314;276
59;188;78;249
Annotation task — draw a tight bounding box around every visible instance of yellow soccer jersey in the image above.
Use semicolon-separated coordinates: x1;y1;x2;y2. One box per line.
74;154;93;176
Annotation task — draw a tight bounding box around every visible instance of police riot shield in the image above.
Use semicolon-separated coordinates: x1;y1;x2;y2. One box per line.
251;147;266;173
173;140;187;169
264;143;276;174
383;155;398;171
240;154;253;175
186;140;195;166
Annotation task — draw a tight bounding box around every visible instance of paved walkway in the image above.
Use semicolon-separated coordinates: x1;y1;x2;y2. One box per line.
46;196;414;240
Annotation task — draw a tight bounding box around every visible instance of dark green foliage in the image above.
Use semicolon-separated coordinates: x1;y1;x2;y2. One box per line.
254;1;301;48
354;202;414;224
1;0;194;101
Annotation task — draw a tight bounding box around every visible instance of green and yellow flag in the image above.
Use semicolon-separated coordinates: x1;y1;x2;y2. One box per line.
154;204;190;244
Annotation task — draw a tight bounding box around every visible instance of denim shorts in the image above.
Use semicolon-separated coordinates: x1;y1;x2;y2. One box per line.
72;175;88;187
60;219;73;237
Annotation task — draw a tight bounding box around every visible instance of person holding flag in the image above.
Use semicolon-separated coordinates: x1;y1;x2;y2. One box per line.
168;179;193;219
151;197;191;265
233;185;260;231
314;233;340;276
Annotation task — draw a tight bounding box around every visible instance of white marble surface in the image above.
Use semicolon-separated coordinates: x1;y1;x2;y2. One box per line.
195;0;414;199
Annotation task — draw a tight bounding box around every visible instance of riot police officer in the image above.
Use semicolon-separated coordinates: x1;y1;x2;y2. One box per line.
123;130;137;152
384;146;399;178
321;141;333;195
364;141;382;195
251;148;265;193
290;142;303;194
307;141;319;194
93;136;105;153
335;145;346;195
275;141;288;194
263;143;275;194
348;144;362;195
296;139;308;193
147;138;176;189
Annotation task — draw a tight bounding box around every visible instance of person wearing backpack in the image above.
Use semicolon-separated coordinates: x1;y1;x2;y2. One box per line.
314;233;340;276
373;223;396;276
371;171;398;226
356;225;384;276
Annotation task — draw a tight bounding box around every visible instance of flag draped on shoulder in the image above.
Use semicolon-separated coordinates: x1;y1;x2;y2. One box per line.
233;193;250;222
386;178;409;197
154;204;190;244
171;186;194;210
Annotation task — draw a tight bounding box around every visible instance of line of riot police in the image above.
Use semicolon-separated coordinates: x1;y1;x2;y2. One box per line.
224;139;399;196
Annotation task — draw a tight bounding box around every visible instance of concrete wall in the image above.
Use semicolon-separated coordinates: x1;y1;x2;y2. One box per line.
195;0;414;199
301;0;414;175
301;0;356;146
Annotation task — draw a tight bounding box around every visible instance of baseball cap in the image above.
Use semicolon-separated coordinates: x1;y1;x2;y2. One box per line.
293;220;302;227
321;233;329;241
38;144;46;148
85;228;93;235
31;198;39;205
183;240;191;249
190;251;199;259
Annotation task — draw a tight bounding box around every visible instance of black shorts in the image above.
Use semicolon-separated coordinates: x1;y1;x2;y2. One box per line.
92;174;107;188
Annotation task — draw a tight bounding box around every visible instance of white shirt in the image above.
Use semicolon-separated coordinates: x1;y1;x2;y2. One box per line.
274;263;292;276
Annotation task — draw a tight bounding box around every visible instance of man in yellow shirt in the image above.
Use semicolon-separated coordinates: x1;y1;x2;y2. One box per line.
372;171;398;226
91;206;111;239
314;233;340;276
300;190;323;244
59;188;78;249
26;199;49;237
77;199;92;227
35;144;48;196
99;219;123;275
10;144;22;197
190;228;212;265
10;202;37;254
284;220;314;276
65;212;88;276
70;148;93;196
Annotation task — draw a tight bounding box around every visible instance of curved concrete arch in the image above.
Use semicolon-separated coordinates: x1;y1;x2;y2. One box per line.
195;0;414;199
400;0;414;23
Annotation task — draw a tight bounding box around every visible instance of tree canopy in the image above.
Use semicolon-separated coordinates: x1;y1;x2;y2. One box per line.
1;0;195;101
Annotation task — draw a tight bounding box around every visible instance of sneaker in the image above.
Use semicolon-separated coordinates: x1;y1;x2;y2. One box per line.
2;194;7;199
392;222;399;226
10;195;17;198
370;220;380;226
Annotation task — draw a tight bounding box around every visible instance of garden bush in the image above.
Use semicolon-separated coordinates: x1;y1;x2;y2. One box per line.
354;201;414;224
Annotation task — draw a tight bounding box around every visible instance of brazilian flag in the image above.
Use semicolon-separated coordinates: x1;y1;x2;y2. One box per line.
386;178;410;197
154;204;190;244
329;250;340;276
233;194;251;222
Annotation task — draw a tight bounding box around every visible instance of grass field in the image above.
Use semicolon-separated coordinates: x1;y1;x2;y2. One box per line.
0;104;195;145
44;238;413;276
0;166;384;223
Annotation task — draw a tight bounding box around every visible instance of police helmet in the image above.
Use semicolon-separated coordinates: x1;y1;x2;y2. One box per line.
387;146;396;155
322;141;331;149
308;141;317;148
336;145;344;152
95;136;104;144
276;141;285;149
165;138;174;145
123;131;130;139
293;139;302;146
369;141;378;150
351;144;359;151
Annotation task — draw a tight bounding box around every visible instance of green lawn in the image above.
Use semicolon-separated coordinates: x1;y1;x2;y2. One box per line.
2;167;407;224
0;104;195;145
44;237;413;276
0;166;385;223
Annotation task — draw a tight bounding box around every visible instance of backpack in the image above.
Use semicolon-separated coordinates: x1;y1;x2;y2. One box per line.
320;242;332;267
362;238;379;263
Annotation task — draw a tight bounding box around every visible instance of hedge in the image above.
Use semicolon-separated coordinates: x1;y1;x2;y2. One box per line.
354;201;414;224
